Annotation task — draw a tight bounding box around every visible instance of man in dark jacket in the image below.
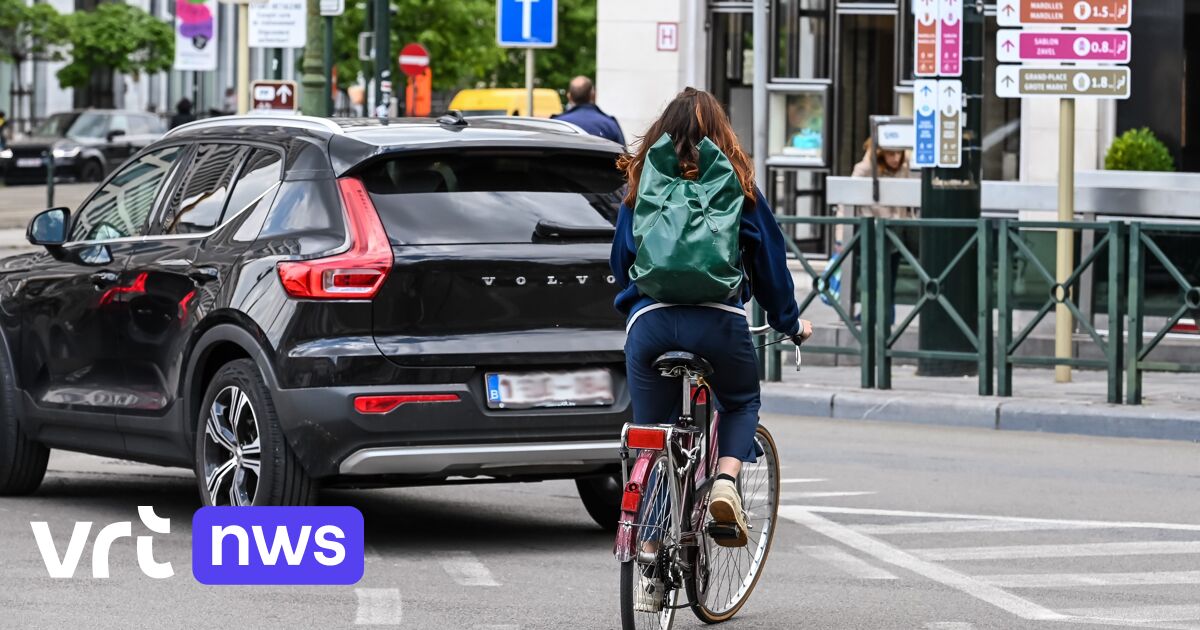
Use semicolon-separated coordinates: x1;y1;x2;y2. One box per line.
552;76;625;146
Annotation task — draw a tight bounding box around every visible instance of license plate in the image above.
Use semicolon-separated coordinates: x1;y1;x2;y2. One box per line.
15;157;42;168
485;369;614;410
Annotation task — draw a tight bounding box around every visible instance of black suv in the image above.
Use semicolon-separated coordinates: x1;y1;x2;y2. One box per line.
1;109;167;184
0;115;629;525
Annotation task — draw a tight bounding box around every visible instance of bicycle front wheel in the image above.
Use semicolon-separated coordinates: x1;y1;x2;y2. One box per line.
688;425;781;623
620;452;679;630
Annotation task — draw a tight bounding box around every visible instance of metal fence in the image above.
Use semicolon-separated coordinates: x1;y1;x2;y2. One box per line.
752;216;1197;405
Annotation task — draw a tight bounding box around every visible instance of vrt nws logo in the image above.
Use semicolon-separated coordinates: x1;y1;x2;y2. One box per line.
480;275;617;287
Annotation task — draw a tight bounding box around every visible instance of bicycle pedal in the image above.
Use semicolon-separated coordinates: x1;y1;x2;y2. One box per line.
706;521;740;540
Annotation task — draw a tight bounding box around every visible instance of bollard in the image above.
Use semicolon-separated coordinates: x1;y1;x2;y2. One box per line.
42;150;55;208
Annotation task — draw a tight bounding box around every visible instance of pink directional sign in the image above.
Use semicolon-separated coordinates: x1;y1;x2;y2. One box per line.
938;0;962;76
997;29;1131;63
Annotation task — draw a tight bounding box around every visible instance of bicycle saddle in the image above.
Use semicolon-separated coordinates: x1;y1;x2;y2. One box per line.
652;351;714;378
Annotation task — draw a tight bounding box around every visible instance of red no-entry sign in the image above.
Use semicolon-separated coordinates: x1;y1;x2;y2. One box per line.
399;43;430;78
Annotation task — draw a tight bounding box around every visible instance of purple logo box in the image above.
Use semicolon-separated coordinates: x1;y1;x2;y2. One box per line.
192;506;364;585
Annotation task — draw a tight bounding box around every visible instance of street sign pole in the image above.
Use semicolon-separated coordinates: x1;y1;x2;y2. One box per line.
374;0;390;115
324;15;334;115
917;0;983;377
525;49;534;116
1056;97;1076;382
237;3;250;114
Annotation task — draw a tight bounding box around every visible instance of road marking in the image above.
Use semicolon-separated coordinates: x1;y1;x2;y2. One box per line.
355;588;402;625
780;508;1069;621
979;570;1200;588
914;541;1200;561
854;519;1112;535
784;491;876;499
781;478;827;484
1062;604;1200;624
798;545;898;580
789;505;1200;532
436;551;500;586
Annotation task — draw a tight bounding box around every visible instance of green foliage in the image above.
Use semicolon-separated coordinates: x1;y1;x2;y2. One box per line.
328;0;595;93
56;2;173;90
0;0;69;63
1104;127;1175;172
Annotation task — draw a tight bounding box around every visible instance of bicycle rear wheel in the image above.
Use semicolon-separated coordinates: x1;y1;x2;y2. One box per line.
688;425;781;623
620;452;679;630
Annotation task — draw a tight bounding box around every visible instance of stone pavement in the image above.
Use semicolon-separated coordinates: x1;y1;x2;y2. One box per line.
763;360;1200;442
0;182;92;250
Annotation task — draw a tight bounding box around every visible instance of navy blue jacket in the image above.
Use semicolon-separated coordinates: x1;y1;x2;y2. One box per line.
609;189;801;336
554;103;626;146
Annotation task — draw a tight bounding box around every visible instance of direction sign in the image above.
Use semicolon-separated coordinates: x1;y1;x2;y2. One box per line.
997;0;1131;28
251;80;298;111
997;29;1130;63
996;66;1130;99
497;0;557;48
938;0;962;77
913;80;939;168
399;43;430;78
937;79;962;168
914;1;938;77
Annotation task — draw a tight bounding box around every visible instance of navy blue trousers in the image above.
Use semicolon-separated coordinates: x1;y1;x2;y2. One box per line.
624;305;762;462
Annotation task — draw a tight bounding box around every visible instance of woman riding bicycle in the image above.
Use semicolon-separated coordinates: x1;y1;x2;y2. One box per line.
611;88;813;548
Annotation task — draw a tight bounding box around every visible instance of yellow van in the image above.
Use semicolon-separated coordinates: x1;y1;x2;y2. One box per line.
448;88;564;118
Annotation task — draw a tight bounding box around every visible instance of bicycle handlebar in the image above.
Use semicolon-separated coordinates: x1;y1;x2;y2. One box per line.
747;324;804;371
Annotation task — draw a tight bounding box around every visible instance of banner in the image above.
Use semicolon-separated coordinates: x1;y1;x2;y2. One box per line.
249;0;306;49
173;0;218;71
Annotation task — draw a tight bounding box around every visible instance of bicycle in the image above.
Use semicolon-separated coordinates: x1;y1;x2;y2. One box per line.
614;324;801;629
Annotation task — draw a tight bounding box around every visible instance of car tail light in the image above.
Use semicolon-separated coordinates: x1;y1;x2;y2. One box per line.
625;427;667;450
354;394;460;414
277;177;392;299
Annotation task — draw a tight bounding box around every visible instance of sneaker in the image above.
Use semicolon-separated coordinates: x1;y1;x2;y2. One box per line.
634;572;664;613
708;477;749;548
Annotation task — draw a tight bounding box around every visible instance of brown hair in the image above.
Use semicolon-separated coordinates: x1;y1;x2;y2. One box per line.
862;137;908;176
617;88;755;206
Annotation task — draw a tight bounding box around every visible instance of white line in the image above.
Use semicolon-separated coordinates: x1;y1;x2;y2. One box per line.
798;545;898;580
854;519;1113;535
355;588;402;625
436;551;500;587
779;507;1069;621
788;505;1200;532
979;571;1200;588
914;541;1200;561
784;491;876;499
1062;605;1200;624
781;478;828;484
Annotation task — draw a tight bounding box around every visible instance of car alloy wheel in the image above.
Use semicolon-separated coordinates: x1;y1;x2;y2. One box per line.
202;385;261;506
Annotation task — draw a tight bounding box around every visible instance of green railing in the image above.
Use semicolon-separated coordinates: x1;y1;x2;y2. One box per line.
1126;222;1200;404
997;220;1125;403
875;218;993;395
755;216;875;387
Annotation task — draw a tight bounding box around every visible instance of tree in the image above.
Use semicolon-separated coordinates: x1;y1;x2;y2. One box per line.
56;2;173;101
326;0;595;95
0;0;69;128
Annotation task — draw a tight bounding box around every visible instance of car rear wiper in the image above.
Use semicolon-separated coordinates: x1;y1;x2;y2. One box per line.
533;219;616;239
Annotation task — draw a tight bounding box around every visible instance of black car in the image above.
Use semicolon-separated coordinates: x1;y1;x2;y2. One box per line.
1;109;166;185
0;114;630;525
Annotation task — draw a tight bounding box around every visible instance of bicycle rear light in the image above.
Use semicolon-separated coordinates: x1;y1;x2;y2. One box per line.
621;481;642;512
625;427;666;450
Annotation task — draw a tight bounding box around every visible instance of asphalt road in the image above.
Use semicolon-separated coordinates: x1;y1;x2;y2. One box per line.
2;416;1199;630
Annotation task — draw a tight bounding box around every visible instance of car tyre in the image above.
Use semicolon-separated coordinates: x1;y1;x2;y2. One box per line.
194;359;316;506
576;472;622;531
79;159;104;183
0;351;49;495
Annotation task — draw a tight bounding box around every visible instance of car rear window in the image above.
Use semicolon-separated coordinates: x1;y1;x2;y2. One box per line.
357;151;624;245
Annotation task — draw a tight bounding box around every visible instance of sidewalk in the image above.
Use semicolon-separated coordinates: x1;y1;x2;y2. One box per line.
762;361;1200;442
0;183;92;252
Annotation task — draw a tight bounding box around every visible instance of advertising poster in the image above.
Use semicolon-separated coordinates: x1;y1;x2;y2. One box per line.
173;0;218;71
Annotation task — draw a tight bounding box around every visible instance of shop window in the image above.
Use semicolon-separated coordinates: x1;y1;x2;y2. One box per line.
773;0;831;80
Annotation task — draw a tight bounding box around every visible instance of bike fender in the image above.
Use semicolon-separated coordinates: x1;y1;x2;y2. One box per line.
613;450;656;562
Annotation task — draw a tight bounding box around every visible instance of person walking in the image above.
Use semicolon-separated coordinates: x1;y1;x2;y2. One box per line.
553;76;625;146
170;98;197;129
610;87;812;553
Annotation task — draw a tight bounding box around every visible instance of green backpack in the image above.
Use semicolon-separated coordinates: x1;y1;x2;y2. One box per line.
630;133;745;304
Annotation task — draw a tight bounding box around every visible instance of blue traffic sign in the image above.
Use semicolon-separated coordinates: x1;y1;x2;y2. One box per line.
497;0;557;48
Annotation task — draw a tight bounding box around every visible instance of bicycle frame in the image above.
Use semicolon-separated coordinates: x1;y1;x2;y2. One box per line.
613;380;717;567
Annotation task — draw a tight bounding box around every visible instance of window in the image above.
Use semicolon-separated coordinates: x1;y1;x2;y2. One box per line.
68;112;109;140
129;115;161;135
108;114;129;136
69;146;183;242
223;149;283;220
161;144;248;234
773;0;831;80
358;151;625;245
